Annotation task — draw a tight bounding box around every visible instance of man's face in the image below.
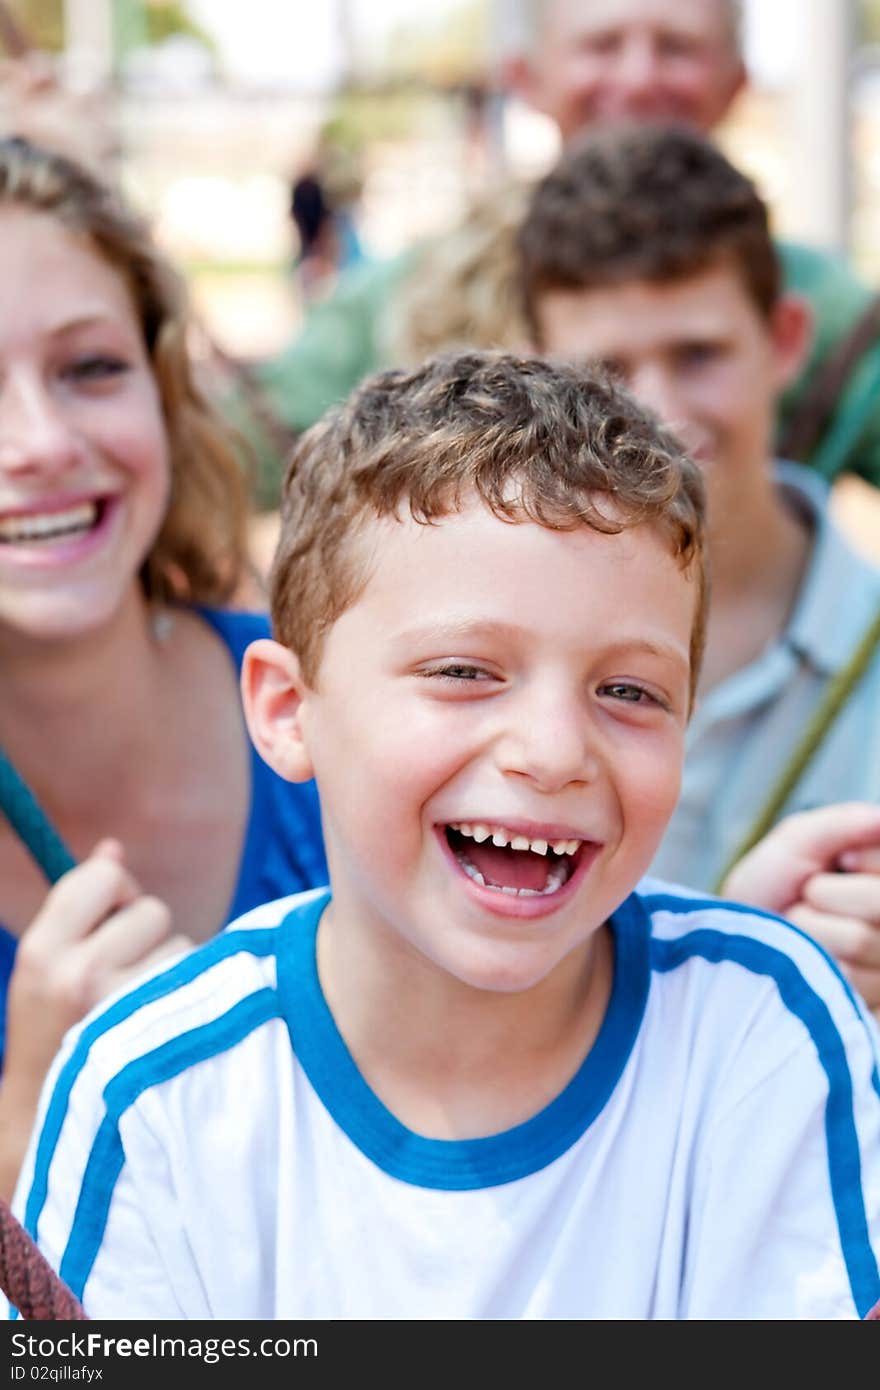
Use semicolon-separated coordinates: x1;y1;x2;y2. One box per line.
513;0;746;142
535;264;806;522
245;500;695;998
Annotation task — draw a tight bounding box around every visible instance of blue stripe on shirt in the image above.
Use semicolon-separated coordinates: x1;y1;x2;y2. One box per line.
642;891;880;1099
59;988;280;1303
23;927;283;1246
646;905;880;1320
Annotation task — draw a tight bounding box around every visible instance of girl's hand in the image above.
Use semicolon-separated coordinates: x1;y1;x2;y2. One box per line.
0;841;191;1199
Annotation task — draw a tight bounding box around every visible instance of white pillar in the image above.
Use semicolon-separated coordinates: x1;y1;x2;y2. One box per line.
789;0;854;257
62;0;114;87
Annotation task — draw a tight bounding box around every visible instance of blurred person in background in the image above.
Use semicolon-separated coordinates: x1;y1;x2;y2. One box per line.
0;135;328;1199
519;122;880;1016
289;126;366;303
241;0;880;513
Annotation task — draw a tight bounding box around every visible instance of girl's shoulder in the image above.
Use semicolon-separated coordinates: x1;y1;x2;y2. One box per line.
186;605;271;668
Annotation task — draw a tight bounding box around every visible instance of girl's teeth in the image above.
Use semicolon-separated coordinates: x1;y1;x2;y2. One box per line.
471;824;491;842
0;502;98;543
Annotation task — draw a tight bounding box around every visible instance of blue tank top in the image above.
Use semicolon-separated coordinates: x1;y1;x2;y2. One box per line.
0;606;328;1066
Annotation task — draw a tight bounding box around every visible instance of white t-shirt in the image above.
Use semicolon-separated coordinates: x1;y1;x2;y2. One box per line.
9;882;880;1321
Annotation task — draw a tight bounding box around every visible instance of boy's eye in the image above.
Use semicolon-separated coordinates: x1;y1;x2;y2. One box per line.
422;663;491;683
599;681;662;706
677;342;721;369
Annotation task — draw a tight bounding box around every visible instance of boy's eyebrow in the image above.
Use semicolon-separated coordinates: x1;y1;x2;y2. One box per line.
389;619;523;651
392;621;690;666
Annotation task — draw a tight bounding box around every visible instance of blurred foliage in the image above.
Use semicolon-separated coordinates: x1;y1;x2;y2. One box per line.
861;0;880;43
322;82;455;155
322;0;490;159
5;0;63;51
383;0;490;86
141;0;212;49
3;1;212;57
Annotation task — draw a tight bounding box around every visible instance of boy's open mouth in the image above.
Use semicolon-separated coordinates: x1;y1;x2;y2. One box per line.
0;498;107;546
444;822;586;897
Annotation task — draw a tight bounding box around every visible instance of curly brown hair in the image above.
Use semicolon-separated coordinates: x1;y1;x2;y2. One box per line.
271;349;708;705
0;135;250;604
518;122;780;345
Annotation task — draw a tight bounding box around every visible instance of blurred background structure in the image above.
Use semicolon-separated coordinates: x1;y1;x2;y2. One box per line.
3;0;880;554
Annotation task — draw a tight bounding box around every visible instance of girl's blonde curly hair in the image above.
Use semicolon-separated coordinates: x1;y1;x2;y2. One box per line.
384;179;532;368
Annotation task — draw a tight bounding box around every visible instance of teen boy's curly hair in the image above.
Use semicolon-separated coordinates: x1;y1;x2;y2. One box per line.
270;350;708;702
517;122;780;343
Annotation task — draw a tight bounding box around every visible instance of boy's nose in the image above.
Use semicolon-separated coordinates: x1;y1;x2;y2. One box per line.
498;691;600;794
629;362;681;425
0;376;82;477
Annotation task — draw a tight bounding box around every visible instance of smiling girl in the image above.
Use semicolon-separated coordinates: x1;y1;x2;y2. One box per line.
0;136;327;1197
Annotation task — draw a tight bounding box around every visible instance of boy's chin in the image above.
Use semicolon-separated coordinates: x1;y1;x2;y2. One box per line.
437;935;597;997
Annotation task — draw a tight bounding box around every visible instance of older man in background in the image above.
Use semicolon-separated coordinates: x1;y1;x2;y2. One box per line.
245;0;880;504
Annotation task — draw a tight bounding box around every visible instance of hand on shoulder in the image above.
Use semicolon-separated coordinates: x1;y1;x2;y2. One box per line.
0;841;192;1199
722;803;880;1015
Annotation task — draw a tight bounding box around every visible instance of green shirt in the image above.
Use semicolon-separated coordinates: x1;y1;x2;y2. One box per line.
236;238;880;510
777;240;880;487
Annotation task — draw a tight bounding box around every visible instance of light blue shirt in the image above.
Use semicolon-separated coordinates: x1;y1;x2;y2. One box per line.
652;461;880;893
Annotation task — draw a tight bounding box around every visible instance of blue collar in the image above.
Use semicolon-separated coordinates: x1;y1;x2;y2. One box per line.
275;888;651;1190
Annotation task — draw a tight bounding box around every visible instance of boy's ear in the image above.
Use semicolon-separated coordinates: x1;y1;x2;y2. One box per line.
241;638;315;784
770;293;814;390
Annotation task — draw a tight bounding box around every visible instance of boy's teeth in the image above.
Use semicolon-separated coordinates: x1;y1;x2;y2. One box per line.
0;502;98;543
448;822;582;859
551;839;580;856
459;855;568;896
460;861;486;887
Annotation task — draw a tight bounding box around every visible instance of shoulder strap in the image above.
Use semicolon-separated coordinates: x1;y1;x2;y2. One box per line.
713;599;880;892
0;747;76;884
779;292;880;462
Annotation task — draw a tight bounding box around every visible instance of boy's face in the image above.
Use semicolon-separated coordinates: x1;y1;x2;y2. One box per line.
535;264;810;524
245;500;696;996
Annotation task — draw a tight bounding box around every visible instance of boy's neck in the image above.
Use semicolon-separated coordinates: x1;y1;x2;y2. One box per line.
698;471;813;693
315;904;615;1140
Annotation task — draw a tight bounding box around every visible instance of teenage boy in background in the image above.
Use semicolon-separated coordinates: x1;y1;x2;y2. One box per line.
518;122;880;1012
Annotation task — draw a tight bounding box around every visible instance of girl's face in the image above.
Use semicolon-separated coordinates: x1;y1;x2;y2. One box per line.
0;207;171;647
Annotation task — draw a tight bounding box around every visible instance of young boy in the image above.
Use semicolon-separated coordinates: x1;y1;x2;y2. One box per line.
517;123;880;1010
7;353;880;1320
